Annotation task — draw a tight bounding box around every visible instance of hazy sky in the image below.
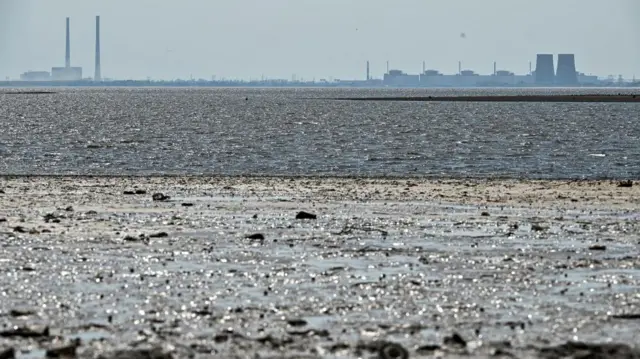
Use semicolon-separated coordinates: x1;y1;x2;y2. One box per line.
1;0;638;80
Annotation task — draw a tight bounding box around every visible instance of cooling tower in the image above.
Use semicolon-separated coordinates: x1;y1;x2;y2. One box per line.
556;54;578;85
65;17;70;68
534;54;554;85
95;16;101;81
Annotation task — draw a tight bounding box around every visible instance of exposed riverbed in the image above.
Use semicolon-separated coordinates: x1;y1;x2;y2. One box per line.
0;176;639;358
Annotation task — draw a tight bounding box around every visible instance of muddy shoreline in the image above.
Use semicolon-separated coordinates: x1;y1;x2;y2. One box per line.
330;94;640;103
0;176;639;358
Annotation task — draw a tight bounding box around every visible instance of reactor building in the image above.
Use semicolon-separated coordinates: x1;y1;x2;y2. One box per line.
380;53;594;87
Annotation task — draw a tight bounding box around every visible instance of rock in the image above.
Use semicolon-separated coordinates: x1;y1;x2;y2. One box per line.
444;332;467;348
65;206;74;212
0;326;49;338
295;211;317;220
611;313;640;320
214;334;229;343
152;193;170;201
149;232;168;238
0;218;6;223
287;329;330;337
328;343;350;353
246;233;265;240
589;245;607;251
123;191;135;195
286;318;307;327
9;309;36;317
123;235;141;242
44;213;61;223
618;180;633;188
481;212;490;216
379;342;409;359
97;348;172;359
0;348;15;359
12;226;26;233
181;203;194;207
539;342;640;359
531;224;547;232
46;343;78;358
135;189;147;194
416;344;441;354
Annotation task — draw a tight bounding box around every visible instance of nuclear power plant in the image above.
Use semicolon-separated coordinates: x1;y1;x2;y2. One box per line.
381;53;595;87
20;16;102;82
10;16;633;87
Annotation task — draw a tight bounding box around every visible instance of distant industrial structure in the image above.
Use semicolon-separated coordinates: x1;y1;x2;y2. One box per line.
534;54;555;85
7;19;635;88
94;16;101;82
381;54;597;87
20;16;101;82
555;54;578;85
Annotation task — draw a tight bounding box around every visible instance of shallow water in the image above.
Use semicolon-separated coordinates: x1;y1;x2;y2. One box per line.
0;87;638;179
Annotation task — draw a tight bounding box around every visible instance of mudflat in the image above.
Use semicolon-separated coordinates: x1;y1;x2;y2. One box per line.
333;94;640;103
0;176;639;359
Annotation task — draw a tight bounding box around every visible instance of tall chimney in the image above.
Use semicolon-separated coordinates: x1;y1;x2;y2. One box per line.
422;61;425;73
493;61;497;75
65;17;70;68
366;61;370;81
95;16;101;81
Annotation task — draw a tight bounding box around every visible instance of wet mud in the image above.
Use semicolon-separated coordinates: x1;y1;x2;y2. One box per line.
332;94;640;103
0;176;639;358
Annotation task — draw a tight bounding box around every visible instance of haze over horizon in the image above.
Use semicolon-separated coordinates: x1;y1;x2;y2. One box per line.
0;0;638;81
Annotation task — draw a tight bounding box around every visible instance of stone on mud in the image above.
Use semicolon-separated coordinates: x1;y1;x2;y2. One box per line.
539;341;640;359
152;193;170;201
97;348;172;359
295;211;317;220
0;348;15;359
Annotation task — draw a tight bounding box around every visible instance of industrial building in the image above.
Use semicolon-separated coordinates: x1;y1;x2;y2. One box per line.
17;16;102;82
383;70;419;86
53;17;83;81
20;71;51;81
382;66;534;87
380;54;594;87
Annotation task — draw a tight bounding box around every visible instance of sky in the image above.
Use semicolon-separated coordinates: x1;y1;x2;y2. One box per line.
0;0;638;81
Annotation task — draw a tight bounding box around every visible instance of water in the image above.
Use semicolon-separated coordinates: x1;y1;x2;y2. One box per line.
0;87;638;178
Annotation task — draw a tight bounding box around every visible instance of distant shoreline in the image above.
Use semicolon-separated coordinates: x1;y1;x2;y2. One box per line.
1;80;640;90
331;94;640;103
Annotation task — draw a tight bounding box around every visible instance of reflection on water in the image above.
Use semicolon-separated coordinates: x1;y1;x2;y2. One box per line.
0;87;638;179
